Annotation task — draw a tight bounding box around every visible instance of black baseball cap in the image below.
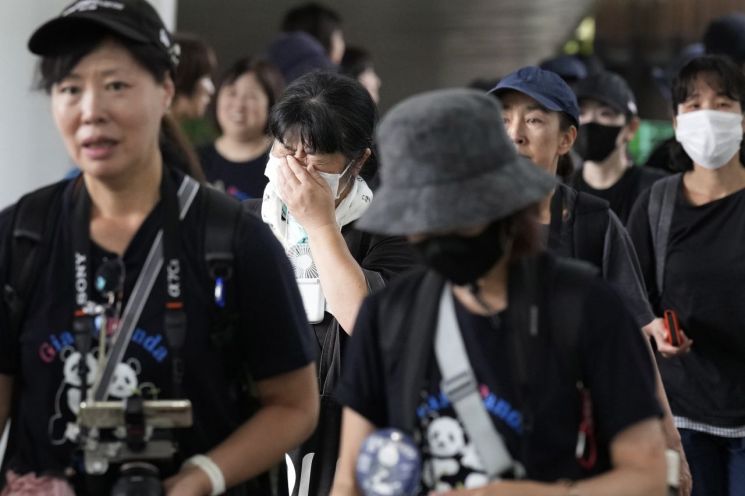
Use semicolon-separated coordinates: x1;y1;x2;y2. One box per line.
574;71;638;116
28;0;179;67
490;66;580;127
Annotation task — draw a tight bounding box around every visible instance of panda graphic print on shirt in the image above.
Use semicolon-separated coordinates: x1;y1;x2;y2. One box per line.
44;324;165;447
416;381;523;493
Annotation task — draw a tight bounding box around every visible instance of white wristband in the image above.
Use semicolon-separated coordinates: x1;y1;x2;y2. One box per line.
183;454;226;496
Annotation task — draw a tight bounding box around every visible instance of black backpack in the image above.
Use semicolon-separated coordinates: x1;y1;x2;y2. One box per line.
378;254;598;476
551;185;611;270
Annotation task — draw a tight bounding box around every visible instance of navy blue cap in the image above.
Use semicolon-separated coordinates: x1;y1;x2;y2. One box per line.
490;66;580;127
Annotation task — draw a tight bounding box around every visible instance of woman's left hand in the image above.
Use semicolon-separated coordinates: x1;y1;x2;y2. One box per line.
163;466;212;496
277;155;337;233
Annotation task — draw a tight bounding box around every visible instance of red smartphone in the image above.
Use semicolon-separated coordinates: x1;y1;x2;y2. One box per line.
663;309;682;347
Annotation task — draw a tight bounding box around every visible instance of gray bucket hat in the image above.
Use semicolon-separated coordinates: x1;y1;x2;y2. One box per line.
357;88;556;236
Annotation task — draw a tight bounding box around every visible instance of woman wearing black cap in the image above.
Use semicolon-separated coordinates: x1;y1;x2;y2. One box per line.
331;89;666;496
569;71;667;225
0;1;318;494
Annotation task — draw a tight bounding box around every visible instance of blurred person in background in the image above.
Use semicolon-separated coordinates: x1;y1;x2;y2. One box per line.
171;32;217;146
539;54;588;89
340;46;381;105
703;13;745;70
264;31;336;85
198;57;284;200
569;71;667;224
281;2;345;65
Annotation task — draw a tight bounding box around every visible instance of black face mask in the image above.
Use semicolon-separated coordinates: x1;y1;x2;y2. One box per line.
413;221;507;286
575;123;624;163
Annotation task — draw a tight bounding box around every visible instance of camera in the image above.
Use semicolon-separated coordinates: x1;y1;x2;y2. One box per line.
77;397;193;495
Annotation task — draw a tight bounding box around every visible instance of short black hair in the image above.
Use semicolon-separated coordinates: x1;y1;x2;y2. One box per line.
37;27;171;93
173;33;216;97
281;2;342;56
269;71;376;162
670;55;745;171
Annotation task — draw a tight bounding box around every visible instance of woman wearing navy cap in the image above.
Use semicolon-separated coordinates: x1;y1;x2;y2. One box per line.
491;66;691;494
0;1;318;494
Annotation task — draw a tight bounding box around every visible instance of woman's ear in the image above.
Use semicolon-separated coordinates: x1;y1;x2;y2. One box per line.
353;148;373;175
623;116;641;143
557;125;577;156
162;74;176;111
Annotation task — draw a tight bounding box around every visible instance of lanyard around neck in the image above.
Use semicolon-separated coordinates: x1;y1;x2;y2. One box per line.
71;171;196;400
71;171;183;316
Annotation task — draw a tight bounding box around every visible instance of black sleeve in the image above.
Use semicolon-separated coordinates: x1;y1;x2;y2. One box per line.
579;277;662;445
626;190;659;310
233;209;315;380
335;296;388;427
0;206;17;375
601;210;655;328
358;233;418;292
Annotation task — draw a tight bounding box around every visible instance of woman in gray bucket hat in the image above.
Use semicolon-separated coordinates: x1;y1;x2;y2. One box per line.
331;89;667;495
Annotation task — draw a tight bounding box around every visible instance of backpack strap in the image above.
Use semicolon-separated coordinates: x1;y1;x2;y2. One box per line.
379;271;444;433
547;256;599;384
647;174;681;296
201;188;242;349
569;188;611;270
202;190;283;494
3;181;67;371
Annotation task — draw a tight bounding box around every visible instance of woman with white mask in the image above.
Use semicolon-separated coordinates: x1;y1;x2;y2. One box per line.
244;70;415;496
627;55;745;496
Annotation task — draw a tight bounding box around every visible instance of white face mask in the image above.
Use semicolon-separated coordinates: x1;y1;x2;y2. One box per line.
675;110;744;169
264;153;354;199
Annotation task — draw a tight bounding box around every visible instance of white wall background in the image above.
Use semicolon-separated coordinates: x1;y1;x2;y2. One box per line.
0;0;177;209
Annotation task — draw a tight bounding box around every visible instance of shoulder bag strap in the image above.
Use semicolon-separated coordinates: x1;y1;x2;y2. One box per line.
434;285;516;479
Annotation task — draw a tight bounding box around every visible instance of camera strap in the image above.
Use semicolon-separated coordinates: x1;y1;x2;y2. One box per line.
71;172;199;401
434;285;522;480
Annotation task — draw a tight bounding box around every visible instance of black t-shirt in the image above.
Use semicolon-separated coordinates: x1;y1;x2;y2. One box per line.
569;165;667;224
337;260;661;492
627;182;745;427
198;143;269;201
0;172;314;477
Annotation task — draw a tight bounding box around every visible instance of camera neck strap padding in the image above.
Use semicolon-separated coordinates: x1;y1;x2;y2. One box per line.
91;175;200;401
434;285;521;480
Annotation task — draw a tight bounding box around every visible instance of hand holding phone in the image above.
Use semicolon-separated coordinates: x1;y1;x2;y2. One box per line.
663;310;682;347
651;310;692;357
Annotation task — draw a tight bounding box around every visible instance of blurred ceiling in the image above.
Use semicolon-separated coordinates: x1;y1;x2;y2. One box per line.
178;0;594;109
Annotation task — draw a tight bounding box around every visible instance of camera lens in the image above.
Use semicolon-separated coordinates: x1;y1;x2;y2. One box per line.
110;462;163;496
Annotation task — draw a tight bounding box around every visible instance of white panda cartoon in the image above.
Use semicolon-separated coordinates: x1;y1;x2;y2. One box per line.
422;416;465;491
107;358;141;399
48;347;98;445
